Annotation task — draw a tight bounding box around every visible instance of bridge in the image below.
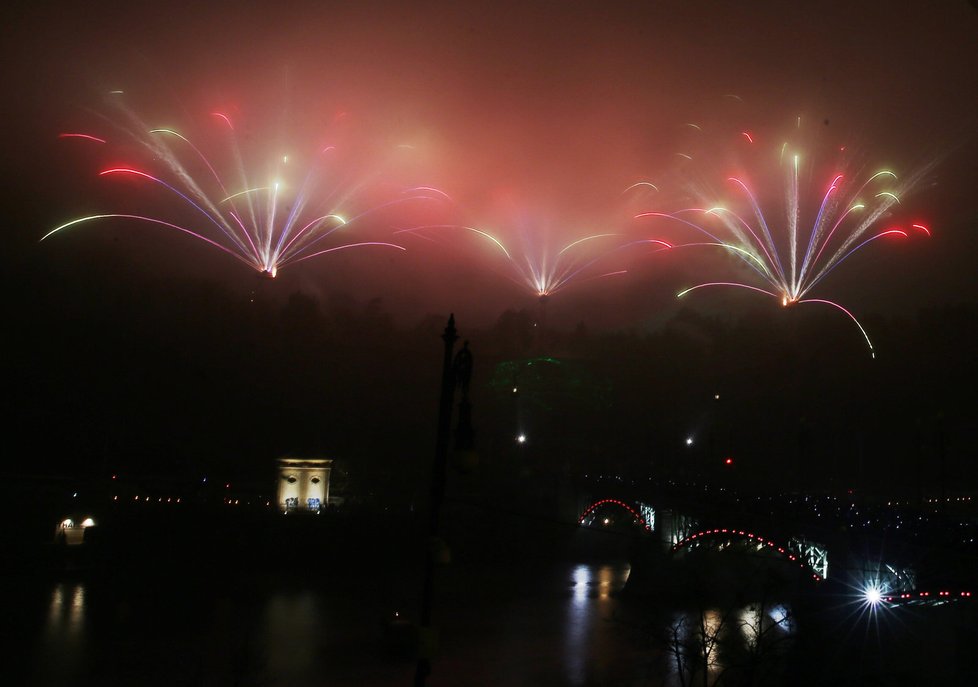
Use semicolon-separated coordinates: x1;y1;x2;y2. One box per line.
574;481;976;604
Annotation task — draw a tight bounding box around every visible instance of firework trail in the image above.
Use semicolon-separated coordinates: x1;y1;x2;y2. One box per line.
633;131;931;357
45;95;447;276
395;222;636;300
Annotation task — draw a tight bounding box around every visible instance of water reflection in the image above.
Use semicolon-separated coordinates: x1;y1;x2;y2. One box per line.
739;604;763;649
47;583;86;635
39;583;87;683
565;563;630;685
768;603;791;629
23;562;801;686
668;602;796;686
703;608;722;670
260;591;323;679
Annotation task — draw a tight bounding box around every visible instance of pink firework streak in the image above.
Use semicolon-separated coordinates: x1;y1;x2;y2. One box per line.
45;104;450;277
634;144;930;357
395;224;650;299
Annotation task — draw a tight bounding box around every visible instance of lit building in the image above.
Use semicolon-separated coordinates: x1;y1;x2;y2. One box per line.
55;516;97;545
276;457;332;512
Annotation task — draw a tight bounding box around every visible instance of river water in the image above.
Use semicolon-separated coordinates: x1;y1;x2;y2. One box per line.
12;555;658;686
8;529;975;686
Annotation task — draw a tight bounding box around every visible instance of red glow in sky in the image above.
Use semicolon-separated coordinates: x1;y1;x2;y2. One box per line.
4;0;976;324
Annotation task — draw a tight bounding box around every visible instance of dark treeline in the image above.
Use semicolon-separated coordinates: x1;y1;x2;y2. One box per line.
10;261;978;506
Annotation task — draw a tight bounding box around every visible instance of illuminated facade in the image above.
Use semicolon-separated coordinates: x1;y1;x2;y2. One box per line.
55;516;96;545
276;457;332;512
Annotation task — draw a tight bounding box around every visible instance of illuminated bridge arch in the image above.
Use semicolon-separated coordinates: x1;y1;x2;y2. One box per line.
579;499;652;532
672;528;825;582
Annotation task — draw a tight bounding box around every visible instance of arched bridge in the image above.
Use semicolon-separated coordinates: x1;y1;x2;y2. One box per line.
575;494;911;590
578;498;653;532
672;527;825;582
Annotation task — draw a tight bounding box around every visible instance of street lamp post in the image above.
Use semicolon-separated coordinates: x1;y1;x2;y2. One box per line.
414;314;474;686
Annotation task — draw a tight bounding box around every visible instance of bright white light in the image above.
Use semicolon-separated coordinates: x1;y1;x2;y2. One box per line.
517;434;527;444
80;518;95;528
603;518;610;525
769;604;790;625
864;585;883;605
572;565;591;605
685;437;694;446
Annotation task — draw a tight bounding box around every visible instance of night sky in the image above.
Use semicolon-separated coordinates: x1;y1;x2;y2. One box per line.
4;2;977;496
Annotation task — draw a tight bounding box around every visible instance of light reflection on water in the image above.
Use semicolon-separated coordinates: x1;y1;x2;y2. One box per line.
703;608;723;670
38;583;87;683
47;583;86;635
565;563;629;684
260;591;322;679
666;602;796;687
22;562;800;686
23;562;640;686
739;604;763;649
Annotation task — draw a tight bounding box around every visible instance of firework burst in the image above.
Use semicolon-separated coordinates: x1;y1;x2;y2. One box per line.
634;134;931;357
396;222;632;300
45;96;445;276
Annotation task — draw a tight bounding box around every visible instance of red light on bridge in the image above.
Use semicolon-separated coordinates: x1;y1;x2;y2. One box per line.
724;457;733;466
